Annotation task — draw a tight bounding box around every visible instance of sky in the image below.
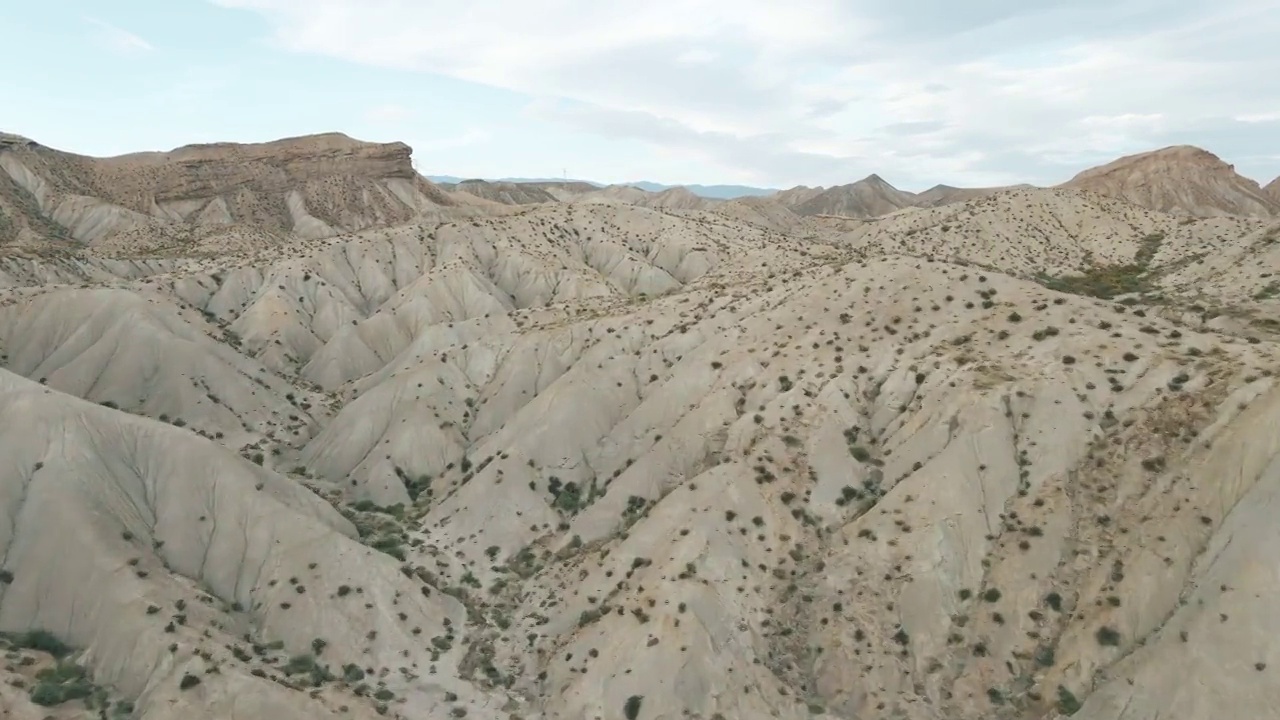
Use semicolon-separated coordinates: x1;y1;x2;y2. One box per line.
3;0;1279;191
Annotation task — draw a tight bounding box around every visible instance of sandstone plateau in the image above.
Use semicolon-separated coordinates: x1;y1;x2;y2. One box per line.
1;132;1279;720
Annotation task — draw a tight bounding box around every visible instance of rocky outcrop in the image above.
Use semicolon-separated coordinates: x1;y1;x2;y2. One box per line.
1061;145;1278;217
0;132;462;248
95;132;430;205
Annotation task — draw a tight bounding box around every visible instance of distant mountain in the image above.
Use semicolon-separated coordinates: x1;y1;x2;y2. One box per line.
913;184;1030;208
790;174;918;218
446;179;560;205
772;186;827;208
620;181;777;199
424;175;773;200
426;175;605;187
431;147;1280;219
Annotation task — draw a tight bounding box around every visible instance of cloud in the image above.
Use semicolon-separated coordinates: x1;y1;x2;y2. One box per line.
211;0;1280;187
363;104;413;124
412;129;490;154
408;129;492;172
84;17;154;54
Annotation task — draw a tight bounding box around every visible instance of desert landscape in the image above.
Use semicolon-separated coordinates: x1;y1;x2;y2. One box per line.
1;129;1279;720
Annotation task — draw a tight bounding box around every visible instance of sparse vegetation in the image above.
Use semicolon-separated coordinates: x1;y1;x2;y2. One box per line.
0;133;1274;720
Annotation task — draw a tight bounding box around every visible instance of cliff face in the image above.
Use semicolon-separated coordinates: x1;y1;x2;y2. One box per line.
92;133;416;200
1061;145;1279;217
0;132;455;248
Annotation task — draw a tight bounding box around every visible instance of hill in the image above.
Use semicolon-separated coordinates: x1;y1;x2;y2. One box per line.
621;180;776;199
1060;145;1278;218
424;176;775;199
443;179;560;205
913;183;1030;207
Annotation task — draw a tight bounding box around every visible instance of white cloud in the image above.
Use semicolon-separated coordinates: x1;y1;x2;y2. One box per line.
408;129;492;173
211;0;1280;187
1237;112;1280;124
413;129;490;153
363;104;413;124
84;17;154;54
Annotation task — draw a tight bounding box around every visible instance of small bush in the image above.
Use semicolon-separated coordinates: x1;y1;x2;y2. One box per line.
1095;626;1121;646
28;660;96;707
14;630;70;657
1034;645;1056;667
624;695;644;720
1057;685;1082;715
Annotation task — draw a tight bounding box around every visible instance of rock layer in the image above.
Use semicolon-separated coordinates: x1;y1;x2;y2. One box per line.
0;132;464;248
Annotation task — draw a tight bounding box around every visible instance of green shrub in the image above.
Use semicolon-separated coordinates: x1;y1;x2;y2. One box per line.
14;630;70;657
1057;685;1082;715
29;662;96;706
1095;626;1121;646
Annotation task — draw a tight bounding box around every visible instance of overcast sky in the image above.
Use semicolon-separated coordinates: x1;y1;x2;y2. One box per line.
3;0;1278;190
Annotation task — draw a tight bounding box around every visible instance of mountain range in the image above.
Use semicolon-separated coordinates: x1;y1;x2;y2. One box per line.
426;175;778;200
423;147;1280;220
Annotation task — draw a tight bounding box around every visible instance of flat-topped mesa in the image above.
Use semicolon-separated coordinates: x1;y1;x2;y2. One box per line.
1061;144;1279;217
0;131;449;245
91;132;419;203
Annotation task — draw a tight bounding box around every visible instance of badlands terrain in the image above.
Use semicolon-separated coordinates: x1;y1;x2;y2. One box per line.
1;131;1279;720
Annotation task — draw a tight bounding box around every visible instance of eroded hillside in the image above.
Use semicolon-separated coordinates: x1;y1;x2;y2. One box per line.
1;133;1279;720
